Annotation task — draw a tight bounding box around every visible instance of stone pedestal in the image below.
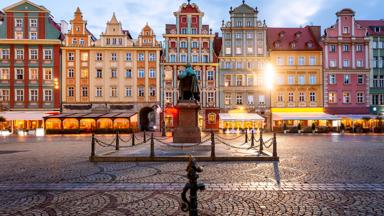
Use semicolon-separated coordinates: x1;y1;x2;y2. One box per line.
173;100;201;143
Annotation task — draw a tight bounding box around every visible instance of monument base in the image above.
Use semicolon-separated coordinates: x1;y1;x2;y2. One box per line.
173;100;201;143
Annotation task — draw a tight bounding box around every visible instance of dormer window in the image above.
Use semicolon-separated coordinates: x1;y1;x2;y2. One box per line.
374;27;381;33
295;32;301;38
291;42;296;49
279;32;285;38
274;42;280;48
76;27;80;32
307;42;313;48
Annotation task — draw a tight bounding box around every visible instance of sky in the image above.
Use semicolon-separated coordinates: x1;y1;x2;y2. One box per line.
1;0;384;39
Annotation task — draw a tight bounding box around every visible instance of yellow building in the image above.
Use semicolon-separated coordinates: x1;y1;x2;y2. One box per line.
49;9;162;133
267;26;338;131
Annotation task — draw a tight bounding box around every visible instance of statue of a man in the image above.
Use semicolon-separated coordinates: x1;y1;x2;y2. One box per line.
178;64;200;101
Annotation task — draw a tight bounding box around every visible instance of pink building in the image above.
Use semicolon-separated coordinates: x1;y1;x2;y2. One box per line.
322;9;370;115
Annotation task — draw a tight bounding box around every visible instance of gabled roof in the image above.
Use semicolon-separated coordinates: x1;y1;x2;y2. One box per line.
109;12;119;24
165;24;176;34
356;20;384;36
336;8;355;16
267;26;322;51
3;0;49;13
122;30;132;39
231;1;257;14
178;2;201;14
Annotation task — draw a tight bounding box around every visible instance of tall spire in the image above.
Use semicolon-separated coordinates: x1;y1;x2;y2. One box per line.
110;12;118;23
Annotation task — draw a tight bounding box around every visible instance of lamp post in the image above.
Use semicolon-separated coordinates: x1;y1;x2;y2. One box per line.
264;63;275;132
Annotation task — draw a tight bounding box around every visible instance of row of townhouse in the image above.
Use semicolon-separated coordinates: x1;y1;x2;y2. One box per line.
0;0;383;135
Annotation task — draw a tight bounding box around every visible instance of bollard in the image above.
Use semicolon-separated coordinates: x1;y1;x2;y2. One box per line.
251;130;255;147
273;133;277;158
132;131;135;146
143;130;147;143
211;131;215;159
150;133;154;158
245;130;248;143
181;156;205;216
91;133;95;157
161;120;166;137
259;130;264;154
115;131;120;151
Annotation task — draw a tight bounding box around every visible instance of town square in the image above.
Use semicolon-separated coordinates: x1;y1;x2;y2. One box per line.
0;0;383;215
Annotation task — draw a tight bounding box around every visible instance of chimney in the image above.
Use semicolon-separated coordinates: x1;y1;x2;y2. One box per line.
308;25;321;42
60;20;68;34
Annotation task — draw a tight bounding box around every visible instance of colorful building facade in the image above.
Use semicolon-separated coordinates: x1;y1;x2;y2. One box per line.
0;0;63;134
218;2;269;133
57;9;161;133
161;1;219;130
356;20;384;116
322;9;373;131
267;26;336;131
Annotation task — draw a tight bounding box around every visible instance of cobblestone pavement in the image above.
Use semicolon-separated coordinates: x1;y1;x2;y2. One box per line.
0;134;383;215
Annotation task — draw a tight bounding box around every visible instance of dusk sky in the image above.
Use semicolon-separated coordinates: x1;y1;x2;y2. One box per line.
1;0;384;39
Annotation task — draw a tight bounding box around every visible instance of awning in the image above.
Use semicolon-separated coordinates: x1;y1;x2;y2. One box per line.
44;112;137;119
273;112;341;121
219;113;264;121
336;114;377;120
0;111;54;121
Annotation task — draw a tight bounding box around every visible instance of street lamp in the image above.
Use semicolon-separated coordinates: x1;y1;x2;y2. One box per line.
264;63;275;132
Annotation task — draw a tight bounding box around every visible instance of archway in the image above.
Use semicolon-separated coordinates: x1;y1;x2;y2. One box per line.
139;107;155;131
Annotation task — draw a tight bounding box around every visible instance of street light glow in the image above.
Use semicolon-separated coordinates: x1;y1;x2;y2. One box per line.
265;63;275;90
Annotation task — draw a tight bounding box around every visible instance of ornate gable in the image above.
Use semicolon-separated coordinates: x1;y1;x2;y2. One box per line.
3;0;49;13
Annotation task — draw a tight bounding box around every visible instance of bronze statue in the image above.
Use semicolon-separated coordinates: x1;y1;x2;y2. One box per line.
178;64;200;101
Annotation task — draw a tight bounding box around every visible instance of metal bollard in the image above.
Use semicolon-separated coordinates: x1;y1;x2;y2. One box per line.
161;120;166;137
132;131;135;146
143;130;147;143
259;130;264;154
211;131;215;159
150;133;154;158
273;133;277;158
245;130;248;143
181;156;205;216
91;133;95;157
115;131;120;151
251;130;255;147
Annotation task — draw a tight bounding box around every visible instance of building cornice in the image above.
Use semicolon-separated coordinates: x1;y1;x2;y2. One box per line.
0;39;61;45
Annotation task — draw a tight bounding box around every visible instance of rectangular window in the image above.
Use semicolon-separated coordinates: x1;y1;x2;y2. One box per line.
344;74;350;84
356;60;363;68
14;32;23;39
149;68;155;78
170;54;176;63
343;27;349;34
373;41;378;49
299;92;305;102
288;56;294;65
310;92;316;102
111;69;117;78
16;49;24;60
138;87;145;97
0;89;10;102
298;75;305;85
81;69;88;78
357;74;364;84
288;92;294;102
0;68;10;80
343;59;349;67
192;55;198;63
343;44;349;52
236;75;242;86
30;32;37;40
298;56;305;65
343;92;351;103
29;68;38;80
165;92;172;103
309;56;316;65
110;87;118;97
68;68;75;78
149;53;156;61
16;89;24;101
288;75;294;85
81;87;88;97
68;52;74;61
191;41;198;48
356;44;363;52
329;92;337;103
330;45;336;52
44;89;52;102
67;87;74;97
138;69;145;78
277;57;284;65
236;95;243;105
15;68;24;80
111;53;117;61
202;55;208;63
125;87;132;97
247;75;254;86
357;92;364;103
96;69;102;78
43;49;52;60
96;53;103;61
224;95;231;105
29;49;38;60
149;87;156;97
277;93;283;102
96;87;103;97
236;47;242;54
125;69;132;78
43;68;52;80
15;18;23;27
29;89;38;102
207;92;214;103
180;41;187;48
207;71;214;81
1;49;10;60
330;60;337;68
29;19;37;27
329;74;336;84
225;47;231;55
191;28;197;34
126;52;132;61
180;55;187;63
309;75;316;84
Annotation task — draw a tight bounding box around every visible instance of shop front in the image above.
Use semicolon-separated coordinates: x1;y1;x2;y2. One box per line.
0;111;59;136
44;112;138;134
272;108;341;133
219;110;264;134
337;114;380;133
